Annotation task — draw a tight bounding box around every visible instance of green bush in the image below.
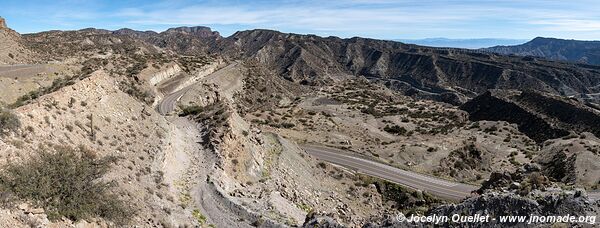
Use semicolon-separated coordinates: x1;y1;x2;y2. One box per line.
0;107;20;136
0;145;129;224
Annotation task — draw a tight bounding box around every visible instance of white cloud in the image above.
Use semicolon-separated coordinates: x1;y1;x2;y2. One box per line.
5;0;600;39
529;19;600;32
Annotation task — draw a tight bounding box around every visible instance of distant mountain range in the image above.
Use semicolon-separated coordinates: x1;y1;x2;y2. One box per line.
13;25;600;104
396;38;528;49
484;37;600;65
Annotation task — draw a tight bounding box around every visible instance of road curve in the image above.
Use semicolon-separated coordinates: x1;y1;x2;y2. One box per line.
158;86;192;115
157;62;240;116
302;145;478;201
155;64;600;202
303;145;600;201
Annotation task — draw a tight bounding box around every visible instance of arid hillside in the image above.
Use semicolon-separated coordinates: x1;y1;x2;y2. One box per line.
0;18;599;228
486;37;600;65
0;17;35;64
210;30;600;105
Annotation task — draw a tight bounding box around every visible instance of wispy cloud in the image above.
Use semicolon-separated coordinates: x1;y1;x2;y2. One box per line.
530;19;600;32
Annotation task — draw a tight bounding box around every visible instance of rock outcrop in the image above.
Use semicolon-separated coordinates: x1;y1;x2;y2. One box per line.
164;26;221;38
460;90;569;143
427;190;599;227
461;90;600;143
147;64;183;86
0;16;35;64
0;17;6;29
536;136;600;188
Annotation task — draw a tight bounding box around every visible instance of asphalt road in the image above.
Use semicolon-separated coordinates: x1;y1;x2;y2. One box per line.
157;62;240;116
303;145;600;201
0;64;44;77
155;64;600;202
302;145;478;201
157;86;192;115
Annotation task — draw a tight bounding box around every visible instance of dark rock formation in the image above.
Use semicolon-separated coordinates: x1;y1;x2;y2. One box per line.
460;91;569;143
428;190;598;228
486;37;600;65
303;212;346;228
461;90;600;142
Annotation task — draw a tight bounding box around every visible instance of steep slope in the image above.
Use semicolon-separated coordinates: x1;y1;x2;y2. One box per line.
460;90;600;143
213;30;600;103
0;71;202;226
0;17;35;64
20;27;600;104
486;37;600;65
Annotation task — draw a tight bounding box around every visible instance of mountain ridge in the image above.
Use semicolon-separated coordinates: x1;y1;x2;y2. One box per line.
209;29;600;104
485;37;600;65
7;24;600;105
397;37;528;49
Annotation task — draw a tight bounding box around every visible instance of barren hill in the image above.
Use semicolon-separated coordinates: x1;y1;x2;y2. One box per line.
463;90;600;141
485;37;600;65
0;20;599;227
210;30;600;104
0;17;35;64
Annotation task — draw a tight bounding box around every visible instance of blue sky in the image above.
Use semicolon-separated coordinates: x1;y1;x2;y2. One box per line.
1;0;599;40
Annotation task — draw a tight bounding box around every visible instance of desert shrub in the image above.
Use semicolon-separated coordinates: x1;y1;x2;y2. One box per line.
118;81;154;104
356;174;442;214
126;61;147;77
483;126;498;133
279;122;295;129
179;105;204;117
11;77;77;107
317;162;327;169
0;145;129;224
0;107;20;136
383;124;407;135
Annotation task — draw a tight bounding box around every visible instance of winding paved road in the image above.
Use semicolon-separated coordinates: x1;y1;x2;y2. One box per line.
158;86;192;115
302;145;600;201
302;145;478;201
157;62;240;115
156;64;600;202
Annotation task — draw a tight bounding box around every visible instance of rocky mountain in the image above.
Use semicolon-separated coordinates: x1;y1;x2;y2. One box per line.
16;27;600;105
164;26;220;38
207;30;600;104
22;28;164;64
485;37;600;65
2;18;600;227
114;26;221;55
22;26;222;61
